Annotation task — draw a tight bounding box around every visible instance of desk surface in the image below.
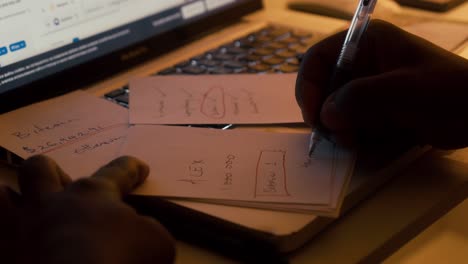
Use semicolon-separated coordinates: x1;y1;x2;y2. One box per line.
1;1;466;263
172;1;468;263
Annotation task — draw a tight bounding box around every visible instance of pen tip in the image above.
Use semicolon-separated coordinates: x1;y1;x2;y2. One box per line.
308;142;317;158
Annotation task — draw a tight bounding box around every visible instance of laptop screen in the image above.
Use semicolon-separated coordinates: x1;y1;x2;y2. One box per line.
0;0;261;111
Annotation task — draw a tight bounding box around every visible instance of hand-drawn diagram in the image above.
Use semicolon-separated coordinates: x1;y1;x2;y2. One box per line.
178;159;208;184
130;74;303;125
153;87;167;118
200;86;226;119
255;150;290;197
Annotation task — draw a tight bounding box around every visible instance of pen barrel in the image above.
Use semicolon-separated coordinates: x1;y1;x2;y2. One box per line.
329;63;353;93
336;43;358;68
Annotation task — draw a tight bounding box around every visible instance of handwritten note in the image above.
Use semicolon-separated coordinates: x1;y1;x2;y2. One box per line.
45;124;128;179
120;125;355;208
129;74;303;125
193;141;354;216
0;90;128;159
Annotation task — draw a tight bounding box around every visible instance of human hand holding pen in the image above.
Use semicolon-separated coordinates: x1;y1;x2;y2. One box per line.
296;19;468;150
307;0;377;156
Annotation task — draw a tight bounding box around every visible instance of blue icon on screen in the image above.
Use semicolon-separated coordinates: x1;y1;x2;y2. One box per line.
10;41;26;52
0;47;7;56
73;37;80;43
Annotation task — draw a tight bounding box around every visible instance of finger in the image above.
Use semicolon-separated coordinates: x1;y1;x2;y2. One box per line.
332;68;435;148
130;216;176;264
0;185;19;211
296;29;347;124
18;155;72;200
320;93;353;132
69;156;149;199
334;68;418;127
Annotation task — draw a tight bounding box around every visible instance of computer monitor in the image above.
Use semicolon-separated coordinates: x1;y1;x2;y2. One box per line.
0;0;262;112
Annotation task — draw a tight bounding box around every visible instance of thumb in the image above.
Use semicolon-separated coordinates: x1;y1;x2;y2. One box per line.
68;156;149;200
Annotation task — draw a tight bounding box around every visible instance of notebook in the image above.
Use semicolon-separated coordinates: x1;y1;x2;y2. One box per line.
0;1;428;262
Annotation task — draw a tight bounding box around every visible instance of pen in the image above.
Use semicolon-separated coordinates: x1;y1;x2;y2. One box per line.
308;0;377;157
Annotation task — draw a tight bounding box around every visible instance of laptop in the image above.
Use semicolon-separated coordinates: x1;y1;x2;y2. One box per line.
0;1;428;262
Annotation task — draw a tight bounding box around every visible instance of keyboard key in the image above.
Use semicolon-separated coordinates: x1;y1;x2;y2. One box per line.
114;93;129;105
198;59;221;68
275;49;296;59
262;56;284;66
253;47;275;56
269;28;291;39
264;42;288;50
209;67;234;74
278;63;299;73
157;67;178;75
182;65;206;74
248;63;271;72
239;54;262;63
223;60;245;69
288;43;308;53
105;89;126;98
255;34;274;43
225;46;247;55
213;53;234;61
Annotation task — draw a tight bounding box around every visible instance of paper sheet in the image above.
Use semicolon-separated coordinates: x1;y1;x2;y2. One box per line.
45;124;128;179
0;90;128;161
129;74;303;125
120;125;355;206
192;141;355;216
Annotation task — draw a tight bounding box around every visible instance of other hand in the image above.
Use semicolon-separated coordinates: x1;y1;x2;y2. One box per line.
0;155;175;264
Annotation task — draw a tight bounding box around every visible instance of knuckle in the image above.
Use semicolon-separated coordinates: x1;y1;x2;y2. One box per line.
22;155;52;168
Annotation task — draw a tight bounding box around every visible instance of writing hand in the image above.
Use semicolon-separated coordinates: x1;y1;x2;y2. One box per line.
296;19;468;149
0;155;175;264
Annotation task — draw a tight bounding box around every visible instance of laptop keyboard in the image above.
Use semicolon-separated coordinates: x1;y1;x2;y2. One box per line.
104;24;314;108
